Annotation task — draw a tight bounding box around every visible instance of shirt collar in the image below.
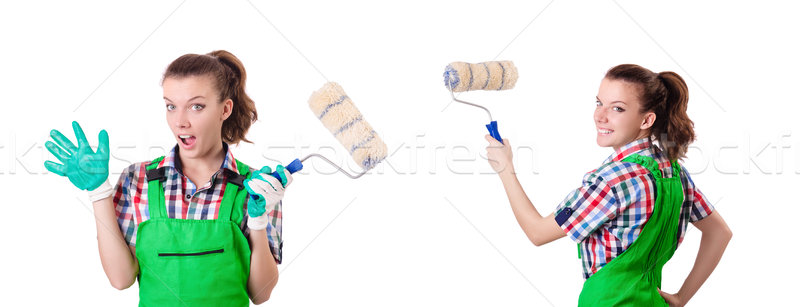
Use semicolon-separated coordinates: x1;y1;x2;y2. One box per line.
603;137;653;164
159;142;240;175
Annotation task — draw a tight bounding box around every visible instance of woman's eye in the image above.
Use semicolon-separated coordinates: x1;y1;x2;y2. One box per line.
166;104;175;111
191;104;204;111
595;100;601;107
613;106;625;112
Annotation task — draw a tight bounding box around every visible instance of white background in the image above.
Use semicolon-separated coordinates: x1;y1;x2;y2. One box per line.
1;0;798;306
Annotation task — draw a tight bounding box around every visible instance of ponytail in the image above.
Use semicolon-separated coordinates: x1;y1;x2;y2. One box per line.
163;50;257;145
605;64;695;160
208;50;257;145
655;71;694;161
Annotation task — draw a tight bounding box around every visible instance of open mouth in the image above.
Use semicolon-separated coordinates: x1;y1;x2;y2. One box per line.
598;128;614;135
179;134;197;147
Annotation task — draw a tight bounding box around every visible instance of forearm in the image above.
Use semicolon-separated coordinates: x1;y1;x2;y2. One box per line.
92;197;138;290
676;224;732;303
247;229;279;304
498;171;548;244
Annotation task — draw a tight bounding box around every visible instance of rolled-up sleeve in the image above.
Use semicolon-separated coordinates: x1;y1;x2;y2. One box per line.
243;197;283;264
683;166;715;222
554;172;620;243
113;164;139;247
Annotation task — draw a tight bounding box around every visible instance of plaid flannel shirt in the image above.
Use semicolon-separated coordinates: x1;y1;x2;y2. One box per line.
554;138;714;279
113;143;283;264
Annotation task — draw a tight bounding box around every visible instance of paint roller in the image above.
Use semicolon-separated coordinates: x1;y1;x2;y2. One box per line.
443;61;518;144
266;82;388;180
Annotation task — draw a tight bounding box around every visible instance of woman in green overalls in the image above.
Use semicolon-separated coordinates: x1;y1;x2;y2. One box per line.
43;50;289;306
485;64;732;306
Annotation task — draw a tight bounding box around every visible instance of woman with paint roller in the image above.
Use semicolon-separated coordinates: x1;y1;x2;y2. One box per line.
43;50;290;305
452;63;731;306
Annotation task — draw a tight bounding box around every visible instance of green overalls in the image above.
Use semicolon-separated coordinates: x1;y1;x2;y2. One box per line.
577;154;684;306
135;156;253;306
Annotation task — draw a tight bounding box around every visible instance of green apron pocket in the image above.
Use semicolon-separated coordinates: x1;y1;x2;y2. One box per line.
158;247;224;257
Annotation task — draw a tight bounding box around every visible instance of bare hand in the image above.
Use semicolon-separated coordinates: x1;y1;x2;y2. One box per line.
658;289;684;307
484;135;514;175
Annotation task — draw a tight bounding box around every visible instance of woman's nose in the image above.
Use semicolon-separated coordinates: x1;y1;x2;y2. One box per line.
174;111;190;128
594;107;607;123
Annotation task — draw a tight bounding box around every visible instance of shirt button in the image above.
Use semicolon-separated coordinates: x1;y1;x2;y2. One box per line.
185;194;191;200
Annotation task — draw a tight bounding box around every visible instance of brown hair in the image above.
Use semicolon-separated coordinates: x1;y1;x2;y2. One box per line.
605;64;695;160
162;50;257;144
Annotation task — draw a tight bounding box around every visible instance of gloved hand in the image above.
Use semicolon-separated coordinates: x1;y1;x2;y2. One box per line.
243;165;292;230
44;121;113;202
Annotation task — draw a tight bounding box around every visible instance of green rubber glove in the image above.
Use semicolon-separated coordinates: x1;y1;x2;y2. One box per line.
44;121;110;191
274;165;289;187
244;166;273;218
243;165;292;230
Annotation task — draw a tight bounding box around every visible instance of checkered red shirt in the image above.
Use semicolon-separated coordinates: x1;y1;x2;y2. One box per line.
113;143;283;264
554;138;714;279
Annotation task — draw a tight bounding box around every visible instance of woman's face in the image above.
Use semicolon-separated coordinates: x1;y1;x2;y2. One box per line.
594;78;654;151
163;75;232;160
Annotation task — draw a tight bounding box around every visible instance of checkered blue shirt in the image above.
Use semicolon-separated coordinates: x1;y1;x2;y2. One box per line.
554;138;714;279
113;143;283;264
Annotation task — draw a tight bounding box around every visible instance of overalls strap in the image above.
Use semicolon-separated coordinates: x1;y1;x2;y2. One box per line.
145;156;167;220
143;156;252;222
218;159;251;222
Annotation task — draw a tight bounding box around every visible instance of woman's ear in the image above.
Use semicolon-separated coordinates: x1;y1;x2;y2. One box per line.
641;112;656;130
221;98;234;121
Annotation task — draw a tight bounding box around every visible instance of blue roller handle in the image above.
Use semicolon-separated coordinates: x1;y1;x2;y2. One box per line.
486;120;504;144
269;158;304;180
